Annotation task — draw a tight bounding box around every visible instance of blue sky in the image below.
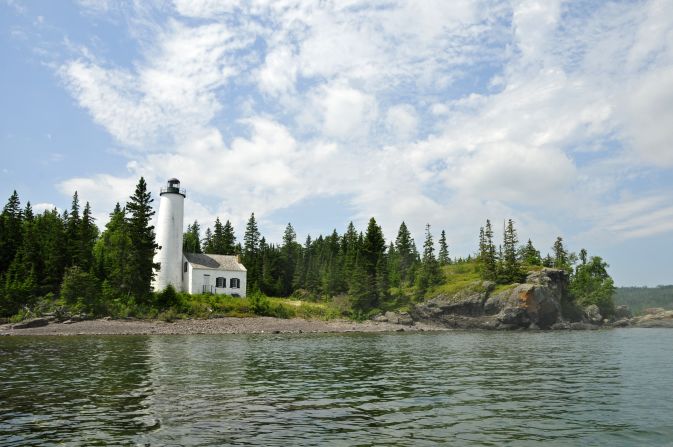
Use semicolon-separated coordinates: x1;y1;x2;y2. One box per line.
2;0;673;286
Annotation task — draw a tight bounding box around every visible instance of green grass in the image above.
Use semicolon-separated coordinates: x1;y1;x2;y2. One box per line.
428;262;483;298
492;283;518;295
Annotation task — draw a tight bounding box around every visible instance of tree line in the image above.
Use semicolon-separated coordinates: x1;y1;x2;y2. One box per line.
0;178;157;317
0;178;615;318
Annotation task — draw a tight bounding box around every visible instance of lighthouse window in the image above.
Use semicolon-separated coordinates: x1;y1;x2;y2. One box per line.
184;262;188;272
216;277;225;288
230;278;240;289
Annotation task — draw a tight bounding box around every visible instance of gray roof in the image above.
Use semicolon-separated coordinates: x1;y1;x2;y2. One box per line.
183;253;247;272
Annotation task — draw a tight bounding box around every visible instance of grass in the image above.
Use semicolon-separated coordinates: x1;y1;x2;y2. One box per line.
427;262;483;299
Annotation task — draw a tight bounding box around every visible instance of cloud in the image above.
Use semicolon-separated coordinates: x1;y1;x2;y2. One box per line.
50;0;673;251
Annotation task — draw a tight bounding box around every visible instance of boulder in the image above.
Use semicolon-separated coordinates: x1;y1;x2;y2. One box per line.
583;305;603;324
397;312;414;326
498;307;531;327
371;314;388;322
13;317;49;329
631;309;673;328
411;281;494;322
613;305;632;320
411;268;569;330
383;311;414;325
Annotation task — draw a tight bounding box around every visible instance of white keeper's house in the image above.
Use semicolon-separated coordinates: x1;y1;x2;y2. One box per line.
152;178;247;296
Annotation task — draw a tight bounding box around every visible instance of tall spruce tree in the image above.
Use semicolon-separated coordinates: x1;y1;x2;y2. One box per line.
280;223;300;295
183;220;202;253
417;223;442;294
520;239;541;266
125;177;158;301
479;219;497;281
552;237;569;270
394;221;415;285
438;229;450;266
0;191;23;274
243;213;261;292
93;203;132;298
501;219;522;283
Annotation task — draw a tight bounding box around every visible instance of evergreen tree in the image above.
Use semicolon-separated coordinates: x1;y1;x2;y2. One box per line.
341;221;359;289
479;219;497;281
183;220;202;253
202;227;213;253
570;255;615;317
394;221;415;285
243;213;261;292
93;203;132;298
78;202;98;271
0;191;23;274
438;229;450;266
362;218;386;277
280;223;300;295
221;220;237;254
552;237;569;270
417;223;442;294
125;177;158;301
501;219;522;283
520;239;541;266
65;191;81;267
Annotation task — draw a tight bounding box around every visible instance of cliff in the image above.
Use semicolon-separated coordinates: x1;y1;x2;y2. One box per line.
410;268;579;330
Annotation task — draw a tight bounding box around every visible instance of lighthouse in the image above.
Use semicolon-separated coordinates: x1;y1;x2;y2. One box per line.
152;178;185;292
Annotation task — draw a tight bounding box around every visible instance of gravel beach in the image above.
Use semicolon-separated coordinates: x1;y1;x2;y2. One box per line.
0;317;445;336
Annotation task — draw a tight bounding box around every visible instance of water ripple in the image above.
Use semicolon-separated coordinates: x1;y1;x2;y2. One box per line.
1;329;673;446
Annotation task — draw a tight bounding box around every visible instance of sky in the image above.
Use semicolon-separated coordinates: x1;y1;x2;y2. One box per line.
1;0;673;286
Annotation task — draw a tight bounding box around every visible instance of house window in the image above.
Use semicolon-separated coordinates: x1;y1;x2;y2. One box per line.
230;278;240;289
184;262;188;272
216;277;225;288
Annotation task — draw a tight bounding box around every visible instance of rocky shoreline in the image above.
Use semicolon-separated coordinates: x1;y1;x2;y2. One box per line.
2;310;671;336
3;268;672;336
0;316;444;336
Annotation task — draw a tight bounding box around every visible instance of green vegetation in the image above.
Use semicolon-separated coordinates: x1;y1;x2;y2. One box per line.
614;286;673;315
0;179;618;322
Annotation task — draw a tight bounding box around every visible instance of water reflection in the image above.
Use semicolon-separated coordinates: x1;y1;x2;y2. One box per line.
1;330;672;446
0;336;154;445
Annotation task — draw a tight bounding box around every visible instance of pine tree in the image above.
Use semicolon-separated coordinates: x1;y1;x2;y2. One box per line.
394;221;415;285
502;219;522;283
65;191;81;267
183;220;202;253
280;223;299;295
362;217;385;277
78;202;98;271
0;191;23;274
243;213;261;292
202;227;213;253
520;239;541;266
125;177;158;301
93;203;131;298
552;237;569;270
417;223;442;295
221;220;237;254
438;229;450;266
479;219;497;281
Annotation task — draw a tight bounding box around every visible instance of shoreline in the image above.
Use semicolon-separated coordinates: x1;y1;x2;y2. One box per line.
0;317;446;336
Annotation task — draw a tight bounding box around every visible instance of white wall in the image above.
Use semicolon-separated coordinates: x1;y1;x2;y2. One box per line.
152;191;184;291
185;266;247;297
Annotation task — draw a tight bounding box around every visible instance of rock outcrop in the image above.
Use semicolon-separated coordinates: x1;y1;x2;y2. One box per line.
610;308;673;328
12;317;49;329
411;268;573;330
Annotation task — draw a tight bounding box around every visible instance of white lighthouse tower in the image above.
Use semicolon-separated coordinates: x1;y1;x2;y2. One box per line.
152;178;185;292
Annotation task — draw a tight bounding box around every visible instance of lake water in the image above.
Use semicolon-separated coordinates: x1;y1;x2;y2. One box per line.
1;329;672;446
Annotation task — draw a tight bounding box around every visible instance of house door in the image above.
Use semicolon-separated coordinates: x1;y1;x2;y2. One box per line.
203;274;211;294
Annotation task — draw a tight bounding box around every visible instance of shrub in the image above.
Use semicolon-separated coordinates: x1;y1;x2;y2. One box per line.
156;285;181;309
60;266;103;316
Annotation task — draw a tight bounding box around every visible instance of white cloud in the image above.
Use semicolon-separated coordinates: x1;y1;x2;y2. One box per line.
52;0;673;252
385;104;418;142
